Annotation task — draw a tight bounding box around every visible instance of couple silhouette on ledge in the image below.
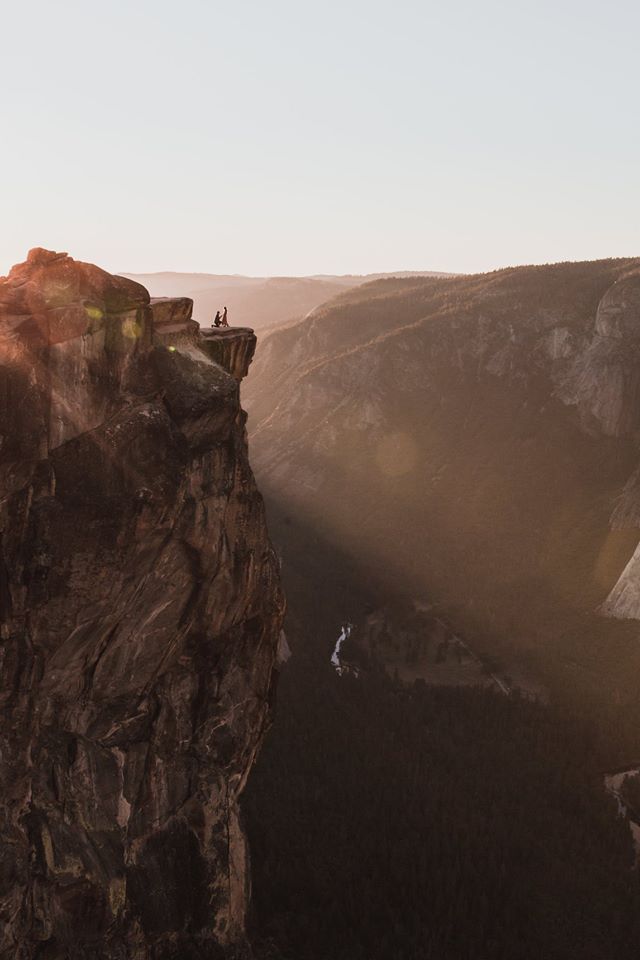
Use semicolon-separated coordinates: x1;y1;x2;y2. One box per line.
212;306;229;328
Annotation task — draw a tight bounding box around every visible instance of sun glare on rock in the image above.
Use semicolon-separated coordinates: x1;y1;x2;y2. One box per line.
122;317;142;339
84;304;104;322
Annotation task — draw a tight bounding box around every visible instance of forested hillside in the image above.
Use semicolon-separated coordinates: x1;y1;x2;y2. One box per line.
244;625;640;960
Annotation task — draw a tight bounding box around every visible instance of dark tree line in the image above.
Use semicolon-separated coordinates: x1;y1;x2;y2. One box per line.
243;638;640;960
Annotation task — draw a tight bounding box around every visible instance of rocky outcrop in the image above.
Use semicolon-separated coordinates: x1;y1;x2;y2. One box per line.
201;329;257;382
0;249;284;959
600;543;640;619
149;296;200;348
559;273;640;617
558;275;640;437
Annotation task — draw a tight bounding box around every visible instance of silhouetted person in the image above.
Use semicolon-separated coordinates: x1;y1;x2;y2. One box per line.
221;306;229;327
212;310;222;327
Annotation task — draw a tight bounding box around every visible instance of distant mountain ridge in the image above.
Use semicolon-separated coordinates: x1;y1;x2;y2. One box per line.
120;269;453;331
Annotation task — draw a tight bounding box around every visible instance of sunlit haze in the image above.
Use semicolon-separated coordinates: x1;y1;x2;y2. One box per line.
2;0;638;276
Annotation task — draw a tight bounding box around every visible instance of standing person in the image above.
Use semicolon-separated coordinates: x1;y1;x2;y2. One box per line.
212;310;222;327
221;306;229;327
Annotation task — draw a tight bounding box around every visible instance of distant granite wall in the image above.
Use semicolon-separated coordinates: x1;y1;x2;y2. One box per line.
0;249;284;959
246;259;640;629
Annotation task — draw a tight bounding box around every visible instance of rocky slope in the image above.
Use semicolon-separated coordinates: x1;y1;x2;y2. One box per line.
0;249;284;960
244;259;640;699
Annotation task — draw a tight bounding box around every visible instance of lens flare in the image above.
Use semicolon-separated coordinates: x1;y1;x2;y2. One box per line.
122;318;142;339
85;304;104;322
375;431;417;478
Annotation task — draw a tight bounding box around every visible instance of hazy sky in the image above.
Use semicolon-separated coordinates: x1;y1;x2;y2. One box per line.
1;0;638;276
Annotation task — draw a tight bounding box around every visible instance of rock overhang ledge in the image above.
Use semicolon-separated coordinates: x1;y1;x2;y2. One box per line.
148;295;257;381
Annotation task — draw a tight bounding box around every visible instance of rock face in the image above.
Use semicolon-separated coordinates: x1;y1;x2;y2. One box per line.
244;258;640;696
558;275;640;438
201;329;257;383
0;249;284;959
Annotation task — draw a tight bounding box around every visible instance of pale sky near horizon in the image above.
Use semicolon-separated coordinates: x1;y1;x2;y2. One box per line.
1;0;638;277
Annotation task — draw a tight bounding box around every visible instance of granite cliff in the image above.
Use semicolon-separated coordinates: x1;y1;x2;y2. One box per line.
0;249;284;959
244;258;640;697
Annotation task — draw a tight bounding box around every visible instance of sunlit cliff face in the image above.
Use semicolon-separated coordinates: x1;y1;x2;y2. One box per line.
0;248;152;470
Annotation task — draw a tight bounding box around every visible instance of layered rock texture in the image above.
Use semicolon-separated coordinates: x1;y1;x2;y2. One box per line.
0;249;284;959
244;258;640;696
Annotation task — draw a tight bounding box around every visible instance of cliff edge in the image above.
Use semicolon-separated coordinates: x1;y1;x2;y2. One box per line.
0;249;284;959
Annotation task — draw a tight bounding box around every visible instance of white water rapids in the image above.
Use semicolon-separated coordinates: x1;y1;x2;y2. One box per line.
331;623;352;676
604;767;640;860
